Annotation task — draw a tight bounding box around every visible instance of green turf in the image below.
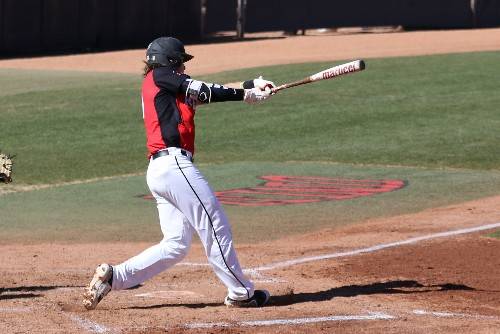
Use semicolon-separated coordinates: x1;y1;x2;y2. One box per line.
1;162;500;244
0;68;138;98
1;52;500;244
0;70;145;184
196;52;500;169
488;231;500;239
1;52;500;185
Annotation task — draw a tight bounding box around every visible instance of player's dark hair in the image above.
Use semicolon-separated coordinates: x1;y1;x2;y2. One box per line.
143;61;163;77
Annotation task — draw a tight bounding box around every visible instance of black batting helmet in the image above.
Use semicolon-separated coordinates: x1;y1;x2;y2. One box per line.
146;37;193;68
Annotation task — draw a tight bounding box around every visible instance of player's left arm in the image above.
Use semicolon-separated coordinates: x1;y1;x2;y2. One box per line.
181;77;275;104
225;77;276;91
181;79;243;103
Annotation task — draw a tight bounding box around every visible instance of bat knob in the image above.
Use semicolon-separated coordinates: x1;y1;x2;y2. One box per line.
270;85;282;95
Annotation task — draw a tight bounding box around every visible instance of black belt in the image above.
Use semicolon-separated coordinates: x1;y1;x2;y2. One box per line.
152;149;192;161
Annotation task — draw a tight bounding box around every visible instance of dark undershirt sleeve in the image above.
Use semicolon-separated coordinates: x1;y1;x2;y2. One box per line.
242;80;254;89
153;67;190;94
180;80;245;103
208;84;245;102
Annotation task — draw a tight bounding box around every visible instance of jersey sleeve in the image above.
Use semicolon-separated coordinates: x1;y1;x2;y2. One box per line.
152;67;190;94
180;79;245;104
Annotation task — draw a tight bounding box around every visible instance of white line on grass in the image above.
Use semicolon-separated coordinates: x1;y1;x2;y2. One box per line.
255;222;500;271
0;172;143;196
185;312;395;329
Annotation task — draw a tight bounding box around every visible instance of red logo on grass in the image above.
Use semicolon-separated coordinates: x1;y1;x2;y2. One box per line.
216;175;406;207
140;175;406;207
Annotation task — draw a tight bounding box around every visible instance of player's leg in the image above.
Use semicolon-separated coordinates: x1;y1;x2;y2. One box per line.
83;198;193;309
164;155;264;303
112;198;194;290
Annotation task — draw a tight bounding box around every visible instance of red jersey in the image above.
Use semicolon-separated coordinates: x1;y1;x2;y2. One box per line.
141;67;195;158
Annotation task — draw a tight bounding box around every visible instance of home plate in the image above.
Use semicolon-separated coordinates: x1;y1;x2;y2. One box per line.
135;290;203;299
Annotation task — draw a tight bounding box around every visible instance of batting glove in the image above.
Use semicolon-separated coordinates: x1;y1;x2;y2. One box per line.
253;76;276;92
244;87;271;104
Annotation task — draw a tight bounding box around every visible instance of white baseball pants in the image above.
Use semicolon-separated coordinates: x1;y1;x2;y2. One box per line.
112;148;254;301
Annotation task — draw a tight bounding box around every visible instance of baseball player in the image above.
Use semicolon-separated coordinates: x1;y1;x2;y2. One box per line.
83;37;275;310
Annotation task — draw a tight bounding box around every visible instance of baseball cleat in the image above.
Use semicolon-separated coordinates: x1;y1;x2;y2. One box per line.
224;289;270;308
83;263;113;310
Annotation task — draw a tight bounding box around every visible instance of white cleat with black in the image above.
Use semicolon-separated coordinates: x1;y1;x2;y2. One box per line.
224;289;270;308
83;263;113;310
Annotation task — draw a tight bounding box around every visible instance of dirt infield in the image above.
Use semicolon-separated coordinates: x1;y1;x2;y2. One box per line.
1;29;500;333
1;28;500;76
1;196;499;333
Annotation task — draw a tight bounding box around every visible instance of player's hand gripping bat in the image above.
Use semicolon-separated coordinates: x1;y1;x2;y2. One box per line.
271;60;365;94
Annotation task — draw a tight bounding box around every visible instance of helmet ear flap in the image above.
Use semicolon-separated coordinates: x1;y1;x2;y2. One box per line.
167;56;182;67
146;53;170;67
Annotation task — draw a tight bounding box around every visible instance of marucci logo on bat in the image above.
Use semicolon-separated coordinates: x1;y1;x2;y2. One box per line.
140;175;407;207
322;64;356;79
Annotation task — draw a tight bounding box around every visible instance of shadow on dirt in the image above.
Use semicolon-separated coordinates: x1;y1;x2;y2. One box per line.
0;285;81;300
124;280;476;309
270;280;475;306
127;301;222;310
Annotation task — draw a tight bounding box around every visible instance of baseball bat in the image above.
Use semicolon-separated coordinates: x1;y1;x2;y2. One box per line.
271;60;365;93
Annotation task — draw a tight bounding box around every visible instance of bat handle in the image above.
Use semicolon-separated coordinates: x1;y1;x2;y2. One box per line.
271;78;311;94
271;85;285;94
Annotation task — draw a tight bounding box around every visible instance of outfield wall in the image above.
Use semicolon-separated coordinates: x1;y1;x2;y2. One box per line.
1;0;499;57
0;0;202;56
205;0;500;33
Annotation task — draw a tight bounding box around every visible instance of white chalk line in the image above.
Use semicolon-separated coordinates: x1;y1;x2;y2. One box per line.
0;307;32;313
176;223;500;282
69;315;110;333
135;290;202;298
244;269;288;283
0;296;111;333
413;309;499;320
185;309;499;329
177;262;209;267
55;286;83;292
1;308;112;334
177;262;285;282
255;222;500;271
48;223;500;332
186;311;395;329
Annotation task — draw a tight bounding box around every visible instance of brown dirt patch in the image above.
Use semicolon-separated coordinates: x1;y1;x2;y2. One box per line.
1;29;500;333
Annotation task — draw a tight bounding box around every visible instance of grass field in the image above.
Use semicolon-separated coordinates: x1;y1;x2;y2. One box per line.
1;52;499;185
1;161;500;243
1;51;499;243
489;230;500;239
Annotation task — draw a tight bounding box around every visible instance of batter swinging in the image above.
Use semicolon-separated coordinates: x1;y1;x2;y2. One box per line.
83;37;275;309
